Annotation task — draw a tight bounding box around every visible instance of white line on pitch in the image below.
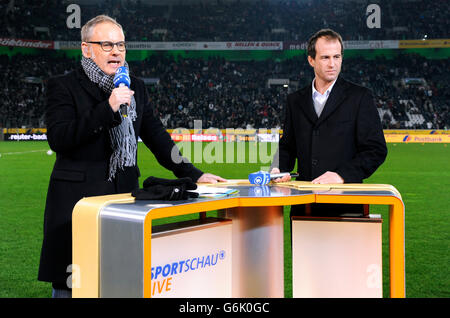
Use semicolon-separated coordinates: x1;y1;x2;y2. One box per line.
0;149;49;155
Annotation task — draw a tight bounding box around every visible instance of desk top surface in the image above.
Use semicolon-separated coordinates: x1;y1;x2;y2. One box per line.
96;182;402;219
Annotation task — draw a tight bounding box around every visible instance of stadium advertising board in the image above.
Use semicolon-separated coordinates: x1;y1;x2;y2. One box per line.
54;41;81;50
169;129;275;143
3;128;47;141
125;41;284;51
385;134;450;143
283;41;308;50
54;41;283;50
171;133;221;142
225;41;283;50
6;133;47;141
0;38;54;49
3;128;449;143
344;40;398;49
398;39;450;48
284;40;399;50
8;133;448;143
38;39;450;51
383;129;448;135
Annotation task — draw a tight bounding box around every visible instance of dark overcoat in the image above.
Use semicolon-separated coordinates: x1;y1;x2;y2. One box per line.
38;67;203;285
277;77;387;216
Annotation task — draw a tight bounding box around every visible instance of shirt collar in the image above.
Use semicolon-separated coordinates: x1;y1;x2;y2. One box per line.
312;78;337;98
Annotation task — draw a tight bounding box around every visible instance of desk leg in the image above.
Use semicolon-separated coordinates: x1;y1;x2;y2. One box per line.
225;206;284;297
389;202;406;298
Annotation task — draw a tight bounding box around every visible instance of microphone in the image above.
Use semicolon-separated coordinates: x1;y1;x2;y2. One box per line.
248;171;299;185
249;185;271;196
113;66;131;118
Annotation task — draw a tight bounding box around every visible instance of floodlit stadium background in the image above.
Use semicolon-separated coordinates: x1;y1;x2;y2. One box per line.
0;0;448;298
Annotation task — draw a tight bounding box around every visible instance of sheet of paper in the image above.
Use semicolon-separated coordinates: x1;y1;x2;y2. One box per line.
188;186;239;198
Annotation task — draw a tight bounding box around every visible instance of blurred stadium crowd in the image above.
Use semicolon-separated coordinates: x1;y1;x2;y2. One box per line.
0;0;448;130
1;52;448;130
1;0;448;41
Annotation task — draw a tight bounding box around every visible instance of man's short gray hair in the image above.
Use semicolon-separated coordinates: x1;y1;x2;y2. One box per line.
81;15;123;42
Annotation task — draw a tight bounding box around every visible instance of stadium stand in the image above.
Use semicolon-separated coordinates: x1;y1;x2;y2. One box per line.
0;0;448;130
1;0;448;41
0;52;448;130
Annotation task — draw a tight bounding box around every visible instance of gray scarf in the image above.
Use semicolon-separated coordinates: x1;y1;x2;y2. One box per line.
81;56;137;181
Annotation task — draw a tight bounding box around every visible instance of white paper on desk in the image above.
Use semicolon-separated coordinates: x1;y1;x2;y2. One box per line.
188;186;239;198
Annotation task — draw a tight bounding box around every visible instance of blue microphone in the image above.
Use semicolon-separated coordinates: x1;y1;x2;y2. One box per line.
249;171;271;186
249;185;271;196
113;66;130;118
248;171;298;185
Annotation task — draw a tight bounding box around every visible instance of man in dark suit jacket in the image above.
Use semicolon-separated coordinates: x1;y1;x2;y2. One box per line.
271;29;387;216
38;15;225;297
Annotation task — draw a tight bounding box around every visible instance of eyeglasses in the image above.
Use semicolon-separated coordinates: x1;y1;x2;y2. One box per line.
87;41;126;52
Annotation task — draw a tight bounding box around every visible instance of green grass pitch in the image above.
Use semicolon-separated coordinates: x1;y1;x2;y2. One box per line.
0;141;448;298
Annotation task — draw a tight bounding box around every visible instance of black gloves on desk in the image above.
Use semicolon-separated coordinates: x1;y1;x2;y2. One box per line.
132;176;199;200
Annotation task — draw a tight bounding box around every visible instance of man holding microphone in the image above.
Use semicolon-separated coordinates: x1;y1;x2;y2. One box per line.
38;15;224;297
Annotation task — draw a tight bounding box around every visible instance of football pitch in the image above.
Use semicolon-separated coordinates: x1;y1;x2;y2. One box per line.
0;141;448;298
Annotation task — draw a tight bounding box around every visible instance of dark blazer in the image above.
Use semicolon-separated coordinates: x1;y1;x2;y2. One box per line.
38;66;203;285
277;77;387;216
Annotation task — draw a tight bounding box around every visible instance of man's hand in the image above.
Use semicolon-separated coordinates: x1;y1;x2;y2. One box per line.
270;167;291;183
312;171;344;184
197;173;227;184
109;86;134;112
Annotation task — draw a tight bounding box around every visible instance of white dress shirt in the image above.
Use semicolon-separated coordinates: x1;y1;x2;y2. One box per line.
311;78;337;117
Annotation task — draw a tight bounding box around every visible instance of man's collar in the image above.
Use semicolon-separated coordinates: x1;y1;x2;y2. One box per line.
312;78;338;97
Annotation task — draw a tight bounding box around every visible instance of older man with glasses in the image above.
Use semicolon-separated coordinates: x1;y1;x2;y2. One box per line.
38;15;225;298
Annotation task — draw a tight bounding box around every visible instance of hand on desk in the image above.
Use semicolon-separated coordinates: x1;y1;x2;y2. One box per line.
197;173;227;184
312;171;344;184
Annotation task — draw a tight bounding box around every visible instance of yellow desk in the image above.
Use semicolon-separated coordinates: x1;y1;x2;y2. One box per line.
72;181;405;298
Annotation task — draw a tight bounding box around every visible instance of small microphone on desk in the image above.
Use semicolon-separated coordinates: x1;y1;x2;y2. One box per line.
248;171;299;185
